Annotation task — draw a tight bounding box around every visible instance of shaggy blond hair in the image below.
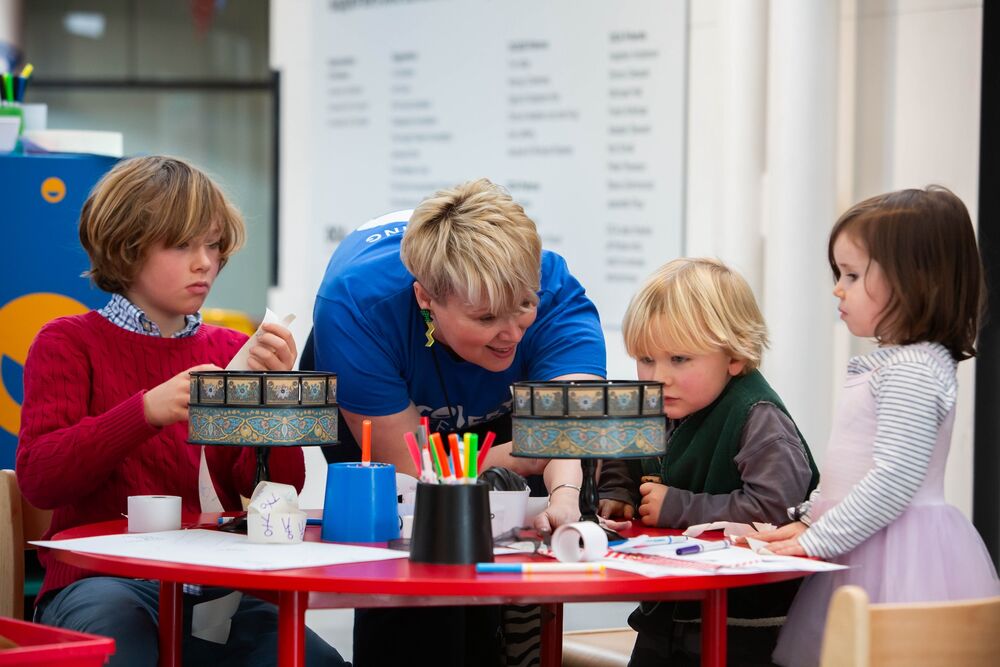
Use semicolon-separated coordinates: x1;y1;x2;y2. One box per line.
79;155;245;293
401;178;541;313
622;258;768;372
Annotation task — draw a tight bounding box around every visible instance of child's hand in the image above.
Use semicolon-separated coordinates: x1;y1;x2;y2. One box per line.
637;482;668;526
247;323;298;371
753;521;808;556
598;498;634;520
144;364;220;427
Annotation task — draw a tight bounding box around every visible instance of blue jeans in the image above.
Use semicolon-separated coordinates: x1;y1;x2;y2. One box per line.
39;577;348;667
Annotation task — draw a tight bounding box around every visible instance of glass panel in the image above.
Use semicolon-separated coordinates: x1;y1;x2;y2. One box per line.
30;88;274;318
24;0;269;80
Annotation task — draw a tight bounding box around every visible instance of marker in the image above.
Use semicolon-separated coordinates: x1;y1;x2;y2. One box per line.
468;433;478;479
476;562;606;574
627;535;690;548
675;540;730;556
306;518;322;526
361;419;372;466
431;433;451;480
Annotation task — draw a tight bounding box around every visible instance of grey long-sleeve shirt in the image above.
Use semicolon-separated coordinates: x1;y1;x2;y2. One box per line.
598;403;814;528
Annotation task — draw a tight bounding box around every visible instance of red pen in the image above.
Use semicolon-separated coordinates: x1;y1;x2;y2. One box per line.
477;431;496;469
403;431;422;474
449;433;464;479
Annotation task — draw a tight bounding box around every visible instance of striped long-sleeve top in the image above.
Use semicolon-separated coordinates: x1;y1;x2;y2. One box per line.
798;342;957;559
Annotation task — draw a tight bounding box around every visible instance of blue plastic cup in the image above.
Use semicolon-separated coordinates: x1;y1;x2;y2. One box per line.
321;462;399;542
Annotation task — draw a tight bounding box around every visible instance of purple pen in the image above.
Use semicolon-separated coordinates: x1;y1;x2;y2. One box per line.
675;540;730;556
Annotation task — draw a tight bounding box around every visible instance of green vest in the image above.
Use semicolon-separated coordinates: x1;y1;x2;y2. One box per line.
630;370;821;629
642;369;820;496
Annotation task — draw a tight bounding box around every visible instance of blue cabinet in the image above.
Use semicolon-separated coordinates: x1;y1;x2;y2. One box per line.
0;153;117;469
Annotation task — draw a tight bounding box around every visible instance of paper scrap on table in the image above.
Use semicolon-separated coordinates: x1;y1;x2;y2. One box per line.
683;521;775;542
746;536;775;555
247;481;306;544
198;309;297;514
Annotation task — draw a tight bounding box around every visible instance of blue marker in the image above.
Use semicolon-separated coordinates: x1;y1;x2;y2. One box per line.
675;540;730;556
476;562;605;574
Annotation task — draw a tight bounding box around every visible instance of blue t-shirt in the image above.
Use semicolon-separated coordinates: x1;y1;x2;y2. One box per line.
313;211;606;434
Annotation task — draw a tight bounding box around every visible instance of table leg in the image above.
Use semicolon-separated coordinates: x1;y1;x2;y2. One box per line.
701;589;727;667
277;590;307;667
158;581;182;667
539;602;564;667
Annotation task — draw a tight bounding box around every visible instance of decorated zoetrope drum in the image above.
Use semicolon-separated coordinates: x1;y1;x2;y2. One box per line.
511;380;666;459
188;370;339;447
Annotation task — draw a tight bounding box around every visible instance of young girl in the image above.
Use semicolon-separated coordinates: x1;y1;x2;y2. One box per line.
756;186;1000;667
598;258;820;666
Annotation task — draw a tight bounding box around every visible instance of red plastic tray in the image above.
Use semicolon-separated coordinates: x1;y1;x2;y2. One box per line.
0;617;114;666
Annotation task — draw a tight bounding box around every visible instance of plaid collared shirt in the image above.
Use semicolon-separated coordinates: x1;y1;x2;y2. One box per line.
98;293;202;337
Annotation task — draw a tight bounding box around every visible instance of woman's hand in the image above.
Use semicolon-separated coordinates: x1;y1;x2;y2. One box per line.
598;498;634;521
637;482;668;526
247;323;298;371
752;521;809;556
533;489;580;532
144;364;220;427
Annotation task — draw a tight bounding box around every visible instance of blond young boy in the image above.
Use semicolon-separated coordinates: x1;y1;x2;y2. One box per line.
16;156;345;666
598;258;819;667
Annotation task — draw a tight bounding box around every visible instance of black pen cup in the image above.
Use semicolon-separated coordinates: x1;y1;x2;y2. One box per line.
409;481;494;565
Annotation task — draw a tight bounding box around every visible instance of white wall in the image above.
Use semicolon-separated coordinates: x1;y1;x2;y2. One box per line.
686;0;982;515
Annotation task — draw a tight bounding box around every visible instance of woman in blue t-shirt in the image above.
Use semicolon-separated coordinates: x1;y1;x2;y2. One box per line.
312;178;608;666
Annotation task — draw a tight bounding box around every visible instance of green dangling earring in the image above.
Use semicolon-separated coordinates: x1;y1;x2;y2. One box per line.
421;308;435;347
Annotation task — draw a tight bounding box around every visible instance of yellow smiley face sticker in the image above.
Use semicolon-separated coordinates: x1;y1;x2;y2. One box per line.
41;177;66;203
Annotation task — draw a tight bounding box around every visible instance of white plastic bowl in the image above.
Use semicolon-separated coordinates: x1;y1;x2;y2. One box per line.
0;116;19;152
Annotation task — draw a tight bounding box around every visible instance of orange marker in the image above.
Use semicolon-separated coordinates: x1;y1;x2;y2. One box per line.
361;419;372;466
449;433;464;479
430;433;450;480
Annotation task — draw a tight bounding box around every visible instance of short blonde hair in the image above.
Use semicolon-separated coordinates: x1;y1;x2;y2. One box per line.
79;155;246;293
622;258;768;372
401;178;541;313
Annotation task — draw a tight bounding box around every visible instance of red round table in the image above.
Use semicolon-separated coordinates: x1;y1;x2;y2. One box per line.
50;517;808;667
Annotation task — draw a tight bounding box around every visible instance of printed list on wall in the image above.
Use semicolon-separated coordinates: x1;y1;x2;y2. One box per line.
313;0;687;376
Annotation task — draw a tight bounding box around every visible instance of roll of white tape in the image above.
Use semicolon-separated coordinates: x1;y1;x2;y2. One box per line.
551;521;609;562
127;495;182;533
248;510;307;544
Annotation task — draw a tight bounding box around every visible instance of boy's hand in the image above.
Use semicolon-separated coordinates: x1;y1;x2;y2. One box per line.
752;521;808;556
247;323;298;371
637;482;668;526
598;498;634;520
144;364;220;427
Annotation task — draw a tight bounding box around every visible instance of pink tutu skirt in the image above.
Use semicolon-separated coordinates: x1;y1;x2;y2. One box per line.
773;503;1000;667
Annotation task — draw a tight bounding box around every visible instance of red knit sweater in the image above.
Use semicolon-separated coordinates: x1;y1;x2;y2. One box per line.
16;311;306;600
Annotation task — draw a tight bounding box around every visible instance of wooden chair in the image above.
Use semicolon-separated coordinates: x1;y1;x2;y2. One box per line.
562;627;636;667
819;585;1000;667
0;469;52;619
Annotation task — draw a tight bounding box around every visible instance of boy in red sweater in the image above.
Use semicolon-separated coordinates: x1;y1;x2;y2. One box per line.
16;156;346;666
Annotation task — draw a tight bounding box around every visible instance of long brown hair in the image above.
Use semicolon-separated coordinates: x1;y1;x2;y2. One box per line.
828;185;984;360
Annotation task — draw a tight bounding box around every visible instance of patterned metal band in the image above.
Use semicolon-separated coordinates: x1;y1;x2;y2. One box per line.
188;371;338;447
511;380;666;459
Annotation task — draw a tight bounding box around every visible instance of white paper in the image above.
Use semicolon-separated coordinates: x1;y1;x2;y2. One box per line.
33;529;408;571
191;591;242;644
198;309;297;514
